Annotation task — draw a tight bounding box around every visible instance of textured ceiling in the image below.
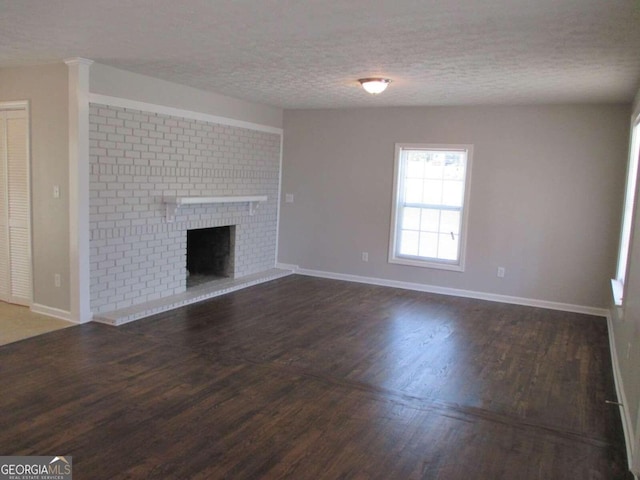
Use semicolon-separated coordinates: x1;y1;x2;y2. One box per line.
1;0;640;109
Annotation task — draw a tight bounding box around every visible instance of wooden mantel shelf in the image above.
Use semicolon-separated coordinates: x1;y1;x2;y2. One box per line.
163;195;268;222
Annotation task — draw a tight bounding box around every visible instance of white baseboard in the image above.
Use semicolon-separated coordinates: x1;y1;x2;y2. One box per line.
30;303;74;323
607;309;638;476
275;262;299;271
292;266;609;317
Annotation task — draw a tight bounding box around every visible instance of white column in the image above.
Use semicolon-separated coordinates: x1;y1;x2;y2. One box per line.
65;57;93;323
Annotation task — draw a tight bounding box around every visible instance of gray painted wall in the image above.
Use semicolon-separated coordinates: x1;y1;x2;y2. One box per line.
0;64;70;312
279;104;629;309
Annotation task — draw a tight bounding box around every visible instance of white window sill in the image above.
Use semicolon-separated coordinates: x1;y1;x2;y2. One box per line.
611;278;623;307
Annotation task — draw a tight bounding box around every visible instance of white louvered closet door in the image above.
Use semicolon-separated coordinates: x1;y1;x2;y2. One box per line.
0;108;31;306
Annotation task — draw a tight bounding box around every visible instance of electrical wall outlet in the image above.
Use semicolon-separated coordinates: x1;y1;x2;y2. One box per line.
285;193;294;203
54;273;61;288
362;252;369;262
497;267;505;278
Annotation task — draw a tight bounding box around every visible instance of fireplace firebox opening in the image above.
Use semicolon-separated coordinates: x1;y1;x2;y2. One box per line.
186;225;235;288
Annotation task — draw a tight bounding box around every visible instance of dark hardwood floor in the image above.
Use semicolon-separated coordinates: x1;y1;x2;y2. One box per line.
0;275;631;479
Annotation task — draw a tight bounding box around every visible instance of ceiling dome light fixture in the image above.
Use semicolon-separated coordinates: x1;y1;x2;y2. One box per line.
359;78;391;95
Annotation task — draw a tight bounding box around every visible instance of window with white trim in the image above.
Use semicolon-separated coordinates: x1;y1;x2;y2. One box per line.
613;116;640;306
389;144;473;271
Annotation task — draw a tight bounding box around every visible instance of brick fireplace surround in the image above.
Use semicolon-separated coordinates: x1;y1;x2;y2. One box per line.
88;102;283;323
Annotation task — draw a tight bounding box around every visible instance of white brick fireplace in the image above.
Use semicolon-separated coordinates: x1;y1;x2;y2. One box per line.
88;100;282;318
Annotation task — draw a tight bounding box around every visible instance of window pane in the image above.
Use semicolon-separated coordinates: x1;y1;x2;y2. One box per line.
418;232;438;258
443;153;465;180
420;209;440;233
407;150;429;162
399;230;419;256
406;157;424;178
617;121;640;284
404;179;423;203
424;154;444;179
402;207;420;230
442;180;463;206
440;210;461;235
423;180;442;204
437;233;459;260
